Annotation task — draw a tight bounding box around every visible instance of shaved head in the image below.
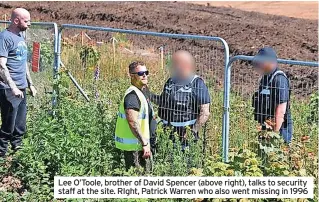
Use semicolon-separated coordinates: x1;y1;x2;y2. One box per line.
171;50;196;78
11;8;30;22
9;8;31;32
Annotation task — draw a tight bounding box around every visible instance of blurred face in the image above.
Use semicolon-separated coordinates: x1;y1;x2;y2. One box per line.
253;61;277;75
171;54;194;79
130;65;148;87
14;12;31;31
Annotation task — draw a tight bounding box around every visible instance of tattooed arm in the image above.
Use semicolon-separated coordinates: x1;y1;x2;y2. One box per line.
125;108;147;145
125;108;151;158
0;57;17;89
0;57;24;98
193;103;210;134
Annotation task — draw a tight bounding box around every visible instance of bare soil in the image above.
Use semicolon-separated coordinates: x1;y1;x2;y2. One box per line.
193;1;318;20
0;1;317;95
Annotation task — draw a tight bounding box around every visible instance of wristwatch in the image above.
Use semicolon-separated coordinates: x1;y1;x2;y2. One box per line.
142;142;149;147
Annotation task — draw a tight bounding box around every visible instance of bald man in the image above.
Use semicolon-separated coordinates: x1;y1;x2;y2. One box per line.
0;8;36;157
150;50;211;150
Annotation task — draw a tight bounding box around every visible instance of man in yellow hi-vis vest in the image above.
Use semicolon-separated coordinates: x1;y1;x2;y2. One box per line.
115;61;155;171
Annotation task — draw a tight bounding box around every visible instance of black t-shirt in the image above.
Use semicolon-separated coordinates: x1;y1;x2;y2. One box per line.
124;90;156;134
259;69;292;126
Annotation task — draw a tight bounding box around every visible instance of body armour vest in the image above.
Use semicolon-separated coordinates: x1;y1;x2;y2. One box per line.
158;75;200;127
252;70;290;124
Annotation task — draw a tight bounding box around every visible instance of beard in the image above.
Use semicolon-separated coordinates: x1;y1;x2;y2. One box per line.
18;24;28;32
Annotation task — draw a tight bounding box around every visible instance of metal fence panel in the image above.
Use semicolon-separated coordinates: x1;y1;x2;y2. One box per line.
0;20;58;110
223;55;318;162
58;24;229;156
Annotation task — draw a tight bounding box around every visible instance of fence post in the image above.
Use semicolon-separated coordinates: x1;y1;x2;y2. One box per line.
222;56;236;163
59;24;231;160
222;44;230;163
222;55;318;163
52;27;63;113
0;20;59;114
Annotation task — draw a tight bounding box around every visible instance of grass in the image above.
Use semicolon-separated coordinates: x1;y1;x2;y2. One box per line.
0;35;317;202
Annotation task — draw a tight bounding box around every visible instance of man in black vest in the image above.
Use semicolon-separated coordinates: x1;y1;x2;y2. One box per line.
252;47;293;143
150;50;211;149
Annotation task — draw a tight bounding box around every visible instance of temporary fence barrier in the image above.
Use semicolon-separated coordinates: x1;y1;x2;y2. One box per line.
223;55;318;162
57;24;230;157
0;20;58;109
0;20;316;163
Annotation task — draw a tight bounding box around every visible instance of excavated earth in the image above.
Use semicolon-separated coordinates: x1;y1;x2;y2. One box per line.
0;1;317;95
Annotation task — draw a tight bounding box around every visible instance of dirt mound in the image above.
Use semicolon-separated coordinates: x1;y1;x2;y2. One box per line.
0;2;317;95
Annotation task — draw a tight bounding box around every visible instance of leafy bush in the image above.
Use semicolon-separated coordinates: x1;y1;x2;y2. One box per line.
0;93;316;201
0;38;317;202
308;92;318;124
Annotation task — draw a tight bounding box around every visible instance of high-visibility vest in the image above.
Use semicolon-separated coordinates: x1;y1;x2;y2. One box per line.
115;85;150;151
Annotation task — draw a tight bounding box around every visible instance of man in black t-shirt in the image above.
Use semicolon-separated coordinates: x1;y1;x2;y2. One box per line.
115;61;155;171
124;88;157;154
252;47;293;143
150;50;211;149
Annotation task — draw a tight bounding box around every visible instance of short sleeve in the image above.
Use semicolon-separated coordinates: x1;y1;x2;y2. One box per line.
274;75;289;104
124;91;141;111
193;78;211;105
0;34;11;58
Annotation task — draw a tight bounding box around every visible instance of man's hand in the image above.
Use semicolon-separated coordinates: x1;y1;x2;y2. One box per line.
29;85;37;97
142;144;151;159
193;103;210;136
12;87;24;98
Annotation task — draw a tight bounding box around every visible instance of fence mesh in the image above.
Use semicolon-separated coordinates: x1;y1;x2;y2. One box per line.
60;28;227;155
0;22;56;111
229;60;318;153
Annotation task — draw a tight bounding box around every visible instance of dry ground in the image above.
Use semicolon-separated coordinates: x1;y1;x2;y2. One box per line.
193;1;318;20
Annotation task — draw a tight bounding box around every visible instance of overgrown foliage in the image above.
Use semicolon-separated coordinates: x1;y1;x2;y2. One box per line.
0;38;317;201
0;89;317;201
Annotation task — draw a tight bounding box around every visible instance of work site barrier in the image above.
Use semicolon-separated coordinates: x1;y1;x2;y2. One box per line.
223;55;318;162
0;21;317;162
57;24;230;156
0;20;58;108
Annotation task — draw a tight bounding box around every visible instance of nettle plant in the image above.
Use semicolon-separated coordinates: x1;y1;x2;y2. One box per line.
152;124;205;176
80;45;101;70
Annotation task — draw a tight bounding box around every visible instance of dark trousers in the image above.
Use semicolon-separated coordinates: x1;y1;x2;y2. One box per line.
0;89;27;156
123;150;151;173
279;122;293;143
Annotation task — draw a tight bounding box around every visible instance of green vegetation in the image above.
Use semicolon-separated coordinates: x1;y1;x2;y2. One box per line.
0;36;317;202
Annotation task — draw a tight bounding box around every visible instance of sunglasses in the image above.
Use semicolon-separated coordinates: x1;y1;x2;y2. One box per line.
131;70;149;76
